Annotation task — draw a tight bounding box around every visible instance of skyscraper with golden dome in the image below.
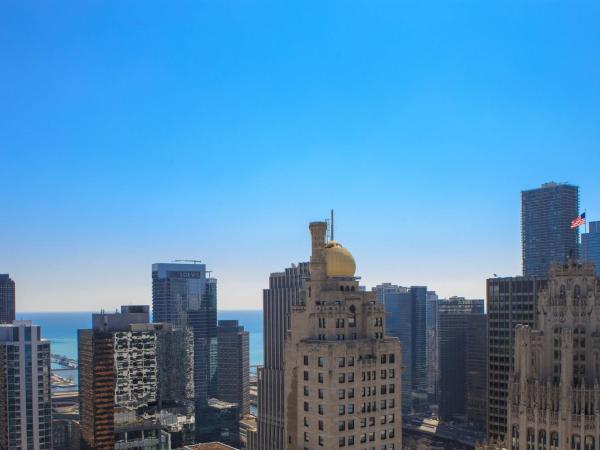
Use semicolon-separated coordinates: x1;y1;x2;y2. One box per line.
283;221;402;450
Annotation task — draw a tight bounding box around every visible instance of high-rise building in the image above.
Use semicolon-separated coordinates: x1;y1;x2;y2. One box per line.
437;297;486;429
283;221;402;449
78;306;170;450
152;262;218;439
486;276;548;442
521;182;579;277
217;319;250;415
507;260;600;450
256;262;308;450
384;286;428;413
425;290;439;401
195;399;240;448
372;283;408;304
0;274;15;324
581;220;600;276
0;321;52;450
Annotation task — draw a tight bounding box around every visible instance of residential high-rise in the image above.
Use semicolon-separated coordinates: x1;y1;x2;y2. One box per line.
0;274;15;324
283;221;402;449
425;290;439;401
217;319;250;415
384;286;427;413
581;220;600;276
0;321;52;450
152;262;218;439
437;297;485;429
78;306;170;450
486;276;548;442
507;260;600;450
522;182;579;277
256;262;309;450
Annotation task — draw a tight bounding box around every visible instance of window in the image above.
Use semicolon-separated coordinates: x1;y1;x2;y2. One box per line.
348;388;354;399
381;370;387;379
381;385;387;395
318;373;324;383
511;425;519;450
339;389;345;400
348;372;354;382
348;404;354;414
304;355;309;365
304;371;309;381
318;357;325;367
338;405;346;415
389;384;395;394
304;417;309;427
318;389;324;399
348;419;355;430
304;432;309;442
319;436;324;446
318;420;324;431
389;369;395;379
538;430;546;450
585;436;594;450
339;373;346;383
339;357;346;367
304;386;309;396
527;429;535;450
389;354;395;363
550;432;559;450
381;354;387;364
338;421;346;431
572;435;581;450
348;356;355;366
304;401;309;412
339;437;346;447
318;404;324;415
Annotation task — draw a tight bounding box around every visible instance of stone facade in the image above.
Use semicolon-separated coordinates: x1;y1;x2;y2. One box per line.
284;221;402;450
507;260;600;449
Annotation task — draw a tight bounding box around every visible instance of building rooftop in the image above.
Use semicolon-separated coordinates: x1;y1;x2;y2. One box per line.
185;443;237;450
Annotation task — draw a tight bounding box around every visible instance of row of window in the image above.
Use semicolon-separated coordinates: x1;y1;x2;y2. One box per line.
511;426;599;450
304;354;396;367
303;430;396;447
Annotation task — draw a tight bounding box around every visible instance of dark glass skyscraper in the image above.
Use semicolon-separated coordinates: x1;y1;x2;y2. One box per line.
0;274;15;324
152;262;217;439
581;221;600;275
217;319;250;415
384;285;427;413
437;297;485;429
521;182;579;277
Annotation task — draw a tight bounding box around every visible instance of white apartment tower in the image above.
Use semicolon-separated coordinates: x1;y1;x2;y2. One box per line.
284;221;402;450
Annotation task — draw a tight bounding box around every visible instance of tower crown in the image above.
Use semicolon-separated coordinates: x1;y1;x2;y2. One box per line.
324;241;356;277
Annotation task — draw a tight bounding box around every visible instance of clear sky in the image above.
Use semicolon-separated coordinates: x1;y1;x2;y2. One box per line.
1;1;599;311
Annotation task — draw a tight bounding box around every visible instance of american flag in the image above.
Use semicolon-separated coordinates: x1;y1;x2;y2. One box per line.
571;212;586;229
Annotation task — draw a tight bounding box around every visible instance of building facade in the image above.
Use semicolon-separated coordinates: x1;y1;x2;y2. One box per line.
0;274;15;324
196;399;240;448
283;221;402;450
217;320;250;415
487;276;548;442
0;321;52;450
78;306;170;450
507;260;600;450
384;286;427;413
152;262;218;440
437;297;486;429
581;221;600;276
522;182;580;277
256;262;309;450
426;291;439;402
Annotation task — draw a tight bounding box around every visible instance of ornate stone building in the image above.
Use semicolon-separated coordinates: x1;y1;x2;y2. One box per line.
284;221;402;450
507;260;600;450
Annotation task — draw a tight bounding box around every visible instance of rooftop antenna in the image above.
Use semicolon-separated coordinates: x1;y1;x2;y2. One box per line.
331;209;334;241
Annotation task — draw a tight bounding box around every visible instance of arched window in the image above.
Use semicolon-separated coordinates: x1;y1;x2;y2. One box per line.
574;285;582;303
584;436;594;450
527;429;535;450
574;327;587;387
572;434;582;450
512;425;520;450
538;430;547;450
559;285;567;305
550;432;559;450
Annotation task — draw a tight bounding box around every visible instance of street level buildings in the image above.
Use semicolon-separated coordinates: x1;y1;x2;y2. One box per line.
0;274;15;324
0;321;52;450
522;182;579;277
217;319;250;415
507;260;600;450
255;261;309;450
581;221;600;276
283;221;402;450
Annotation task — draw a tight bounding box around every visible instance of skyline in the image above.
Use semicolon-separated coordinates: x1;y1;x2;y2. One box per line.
2;1;600;311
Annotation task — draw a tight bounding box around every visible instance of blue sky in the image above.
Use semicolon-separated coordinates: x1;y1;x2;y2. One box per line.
1;1;599;311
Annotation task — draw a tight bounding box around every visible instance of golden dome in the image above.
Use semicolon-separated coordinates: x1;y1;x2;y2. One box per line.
324;241;356;277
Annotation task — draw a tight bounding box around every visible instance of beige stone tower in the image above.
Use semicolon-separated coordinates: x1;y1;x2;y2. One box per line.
507;259;600;450
283;221;402;450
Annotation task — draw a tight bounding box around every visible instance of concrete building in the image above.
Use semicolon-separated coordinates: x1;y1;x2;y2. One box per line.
0;321;52;450
522;182;579;277
0;274;15;324
486;276;548;442
78;306;170;450
384;286;428;413
256;262;309;450
283;221;402;450
217;320;250;415
437;297;485;429
506;260;600;450
581;221;600;276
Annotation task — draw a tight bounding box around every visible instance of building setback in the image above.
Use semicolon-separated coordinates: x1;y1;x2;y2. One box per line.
581;221;600;276
283;221;402;449
255;262;308;450
384;286;428;413
486;276;547;442
0;321;52;450
0;274;15;324
216;320;250;415
437;297;485;429
521;182;579;277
